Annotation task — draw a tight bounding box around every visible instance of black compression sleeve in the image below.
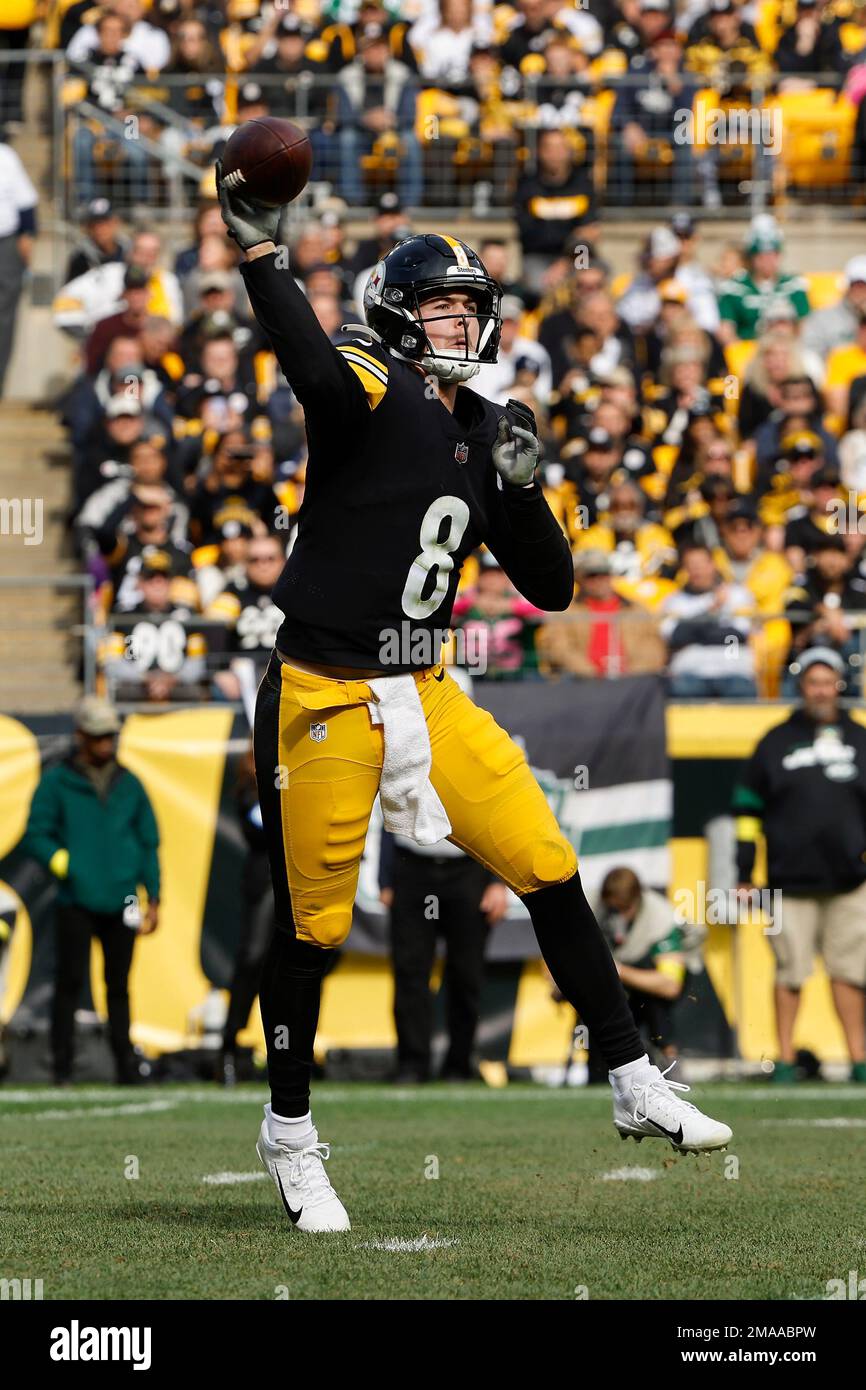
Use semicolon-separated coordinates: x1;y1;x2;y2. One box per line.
239;252;370;430
485;478;575;611
524;874;645;1071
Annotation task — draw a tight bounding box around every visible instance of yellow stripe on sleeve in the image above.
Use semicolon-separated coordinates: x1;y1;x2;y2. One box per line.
336;345;389;410
336;344;389;381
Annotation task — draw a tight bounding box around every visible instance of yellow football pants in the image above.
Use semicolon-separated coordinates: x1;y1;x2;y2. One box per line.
253;653;578;948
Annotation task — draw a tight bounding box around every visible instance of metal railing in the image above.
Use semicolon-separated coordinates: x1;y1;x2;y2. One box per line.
60;602;866;704
449;602;866;697
3;48;865;232
26;60;865;221
0;572;862;709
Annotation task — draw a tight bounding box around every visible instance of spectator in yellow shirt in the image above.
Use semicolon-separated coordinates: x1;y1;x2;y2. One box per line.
714;500;792;615
825;311;866;424
574;480;676;586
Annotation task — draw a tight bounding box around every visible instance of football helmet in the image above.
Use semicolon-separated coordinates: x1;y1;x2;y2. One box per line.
363;234;502;383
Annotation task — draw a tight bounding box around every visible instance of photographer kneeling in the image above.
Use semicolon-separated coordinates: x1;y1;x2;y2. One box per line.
588;867;689;1082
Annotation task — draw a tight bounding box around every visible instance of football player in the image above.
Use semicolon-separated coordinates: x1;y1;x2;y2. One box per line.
217;167;733;1234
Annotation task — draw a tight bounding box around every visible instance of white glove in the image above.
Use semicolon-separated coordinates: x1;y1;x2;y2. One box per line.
492;414;539;487
215;159;281;252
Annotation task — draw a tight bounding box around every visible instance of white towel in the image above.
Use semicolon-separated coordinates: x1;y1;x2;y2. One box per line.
367;675;452;846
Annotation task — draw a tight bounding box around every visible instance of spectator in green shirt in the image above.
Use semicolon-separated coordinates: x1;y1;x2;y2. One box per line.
22;696;160;1084
718;223;810;344
587;866;693;1080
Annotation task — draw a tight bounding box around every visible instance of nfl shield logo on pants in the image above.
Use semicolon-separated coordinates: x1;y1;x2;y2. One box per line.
309;722;327;742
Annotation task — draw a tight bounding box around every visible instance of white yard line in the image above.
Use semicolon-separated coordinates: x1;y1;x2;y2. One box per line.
0;1087;166;1103
353;1235;459;1252
757;1117;866;1128
1;1084;864;1107
599;1166;661;1182
30;1100;179;1121
201;1171;267;1184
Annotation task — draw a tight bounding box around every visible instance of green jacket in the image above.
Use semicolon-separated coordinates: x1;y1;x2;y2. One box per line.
717;270;810;341
23;757;160;914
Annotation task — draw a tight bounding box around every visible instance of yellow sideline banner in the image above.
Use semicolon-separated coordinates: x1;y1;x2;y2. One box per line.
1;710;232;1052
0;708;850;1065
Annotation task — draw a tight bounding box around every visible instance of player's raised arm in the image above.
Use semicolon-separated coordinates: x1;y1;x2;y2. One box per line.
216;162;377;435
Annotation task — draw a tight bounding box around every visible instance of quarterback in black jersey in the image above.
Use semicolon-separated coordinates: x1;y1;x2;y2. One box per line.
217;168;733;1234
234;232;575;670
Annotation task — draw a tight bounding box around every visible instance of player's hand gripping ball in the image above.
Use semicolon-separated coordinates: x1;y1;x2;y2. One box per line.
217;118;313;252
216;160;279;251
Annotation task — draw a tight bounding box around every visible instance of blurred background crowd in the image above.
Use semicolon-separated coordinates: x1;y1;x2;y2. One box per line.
1;3;866;702
3;0;866;212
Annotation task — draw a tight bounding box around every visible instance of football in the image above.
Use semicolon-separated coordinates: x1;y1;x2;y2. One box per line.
221;117;313;209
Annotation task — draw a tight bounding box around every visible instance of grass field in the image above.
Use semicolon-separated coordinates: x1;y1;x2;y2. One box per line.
1;1081;864;1301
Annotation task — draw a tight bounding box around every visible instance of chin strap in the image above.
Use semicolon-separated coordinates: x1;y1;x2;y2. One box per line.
421;356;480;383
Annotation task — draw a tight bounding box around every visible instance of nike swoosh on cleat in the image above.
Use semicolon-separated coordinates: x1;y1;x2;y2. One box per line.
433;670;445;681
274;1169;303;1224
645;1118;684;1144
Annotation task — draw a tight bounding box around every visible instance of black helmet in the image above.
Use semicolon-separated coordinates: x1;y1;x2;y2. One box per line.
363;233;502;383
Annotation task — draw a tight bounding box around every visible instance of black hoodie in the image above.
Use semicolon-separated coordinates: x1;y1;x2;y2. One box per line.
733;707;866;893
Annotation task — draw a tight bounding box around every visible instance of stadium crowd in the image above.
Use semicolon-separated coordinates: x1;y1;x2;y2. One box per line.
7;0;860;700
2;0;865;221
6;0;862;211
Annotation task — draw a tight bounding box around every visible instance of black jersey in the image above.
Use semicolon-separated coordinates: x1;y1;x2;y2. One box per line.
239;253;573;671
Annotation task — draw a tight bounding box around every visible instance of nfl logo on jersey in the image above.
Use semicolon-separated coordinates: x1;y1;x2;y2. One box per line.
309;722;327;742
455;441;468;465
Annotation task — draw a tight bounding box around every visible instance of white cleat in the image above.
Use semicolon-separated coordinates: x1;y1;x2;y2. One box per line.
613;1063;733;1154
256;1121;351;1233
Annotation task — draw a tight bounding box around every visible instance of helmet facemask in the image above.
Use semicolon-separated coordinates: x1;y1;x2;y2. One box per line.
412;286;499;383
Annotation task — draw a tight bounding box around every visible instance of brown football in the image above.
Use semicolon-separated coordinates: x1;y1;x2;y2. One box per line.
221;117;313;209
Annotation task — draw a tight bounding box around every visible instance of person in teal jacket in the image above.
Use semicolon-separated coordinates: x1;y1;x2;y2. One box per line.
23;695;160;1083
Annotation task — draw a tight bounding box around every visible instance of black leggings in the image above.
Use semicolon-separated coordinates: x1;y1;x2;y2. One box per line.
390;849;490;1076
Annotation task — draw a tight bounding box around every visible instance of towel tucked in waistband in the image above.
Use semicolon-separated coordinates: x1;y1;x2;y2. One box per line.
366;674;452;847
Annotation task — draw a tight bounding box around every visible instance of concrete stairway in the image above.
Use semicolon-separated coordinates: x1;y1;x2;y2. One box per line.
0;402;83;713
